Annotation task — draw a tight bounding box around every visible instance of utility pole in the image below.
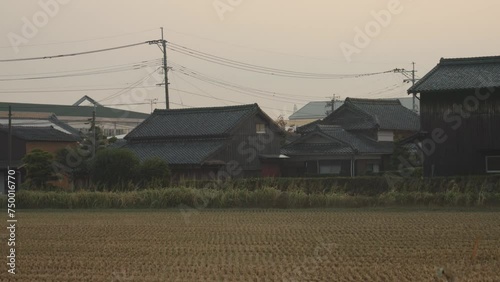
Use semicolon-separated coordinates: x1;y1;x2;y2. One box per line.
411;62;416;112
148;28;170;109
394;63;419;112
92;106;96;157
161;27;170;109
145;98;158;113
7;106;12;168
326;94;341;115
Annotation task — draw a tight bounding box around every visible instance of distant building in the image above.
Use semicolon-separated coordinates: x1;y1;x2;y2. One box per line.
288;97;418;128
0;98;149;137
121;104;285;179
0;126;78;192
408;55;500;176
288;101;343;127
0;112;80;137
282;98;420;176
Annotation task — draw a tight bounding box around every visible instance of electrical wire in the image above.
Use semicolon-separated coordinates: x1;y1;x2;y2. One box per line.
98;67;162;103
0;28;159;49
0;86;157;94
0;59;161;77
0;61;160;81
0;41;150;62
167;42;395;79
172;64;314;104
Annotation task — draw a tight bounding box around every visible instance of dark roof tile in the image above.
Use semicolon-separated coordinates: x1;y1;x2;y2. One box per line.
325;98;420;131
408;55;500;93
125;104;259;140
123;140;225;165
282;125;393;156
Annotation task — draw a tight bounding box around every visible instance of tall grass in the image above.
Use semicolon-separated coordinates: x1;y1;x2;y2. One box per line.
3;186;500;209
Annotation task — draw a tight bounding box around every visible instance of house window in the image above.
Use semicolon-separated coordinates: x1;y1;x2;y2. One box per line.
486;156;500;173
367;163;380;173
319;160;341;175
256;123;266;134
377;131;394;142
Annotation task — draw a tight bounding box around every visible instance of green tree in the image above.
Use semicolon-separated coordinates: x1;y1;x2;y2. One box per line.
138;157;171;188
90;148;140;189
22;149;57;188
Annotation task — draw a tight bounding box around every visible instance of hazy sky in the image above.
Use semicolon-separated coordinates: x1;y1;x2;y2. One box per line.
1;0;499;118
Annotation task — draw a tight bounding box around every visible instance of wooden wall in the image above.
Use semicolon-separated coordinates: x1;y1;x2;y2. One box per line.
420;88;500;176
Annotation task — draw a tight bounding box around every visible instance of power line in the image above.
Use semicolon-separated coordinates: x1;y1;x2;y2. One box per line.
0;41;150;62
98;67;162;103
0;28;159;49
171;61;314;100
0;59;160;77
171;64;314;104
0;61;160;81
0;86;157;94
167;42;395;79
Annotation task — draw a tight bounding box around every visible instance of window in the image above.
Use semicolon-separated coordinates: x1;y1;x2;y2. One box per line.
486;156;500;173
319;160;341;175
367;163;380;173
256;123;266;134
377;131;394;142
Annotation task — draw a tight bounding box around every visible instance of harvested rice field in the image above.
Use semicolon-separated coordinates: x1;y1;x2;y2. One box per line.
2;209;500;281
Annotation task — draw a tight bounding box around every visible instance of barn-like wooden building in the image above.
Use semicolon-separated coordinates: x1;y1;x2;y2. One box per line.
408;55;500;176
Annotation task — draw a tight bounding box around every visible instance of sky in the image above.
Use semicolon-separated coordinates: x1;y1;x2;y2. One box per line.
0;0;499;118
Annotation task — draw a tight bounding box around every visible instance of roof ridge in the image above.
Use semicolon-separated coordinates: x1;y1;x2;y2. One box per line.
153;103;258;114
345;97;401;105
440;55;500;65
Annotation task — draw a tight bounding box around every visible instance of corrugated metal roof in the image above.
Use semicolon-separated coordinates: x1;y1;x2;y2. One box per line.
0;126;78;142
0;102;149;119
125;104;258;140
289;101;343;120
0;115;80;137
408;55;500;93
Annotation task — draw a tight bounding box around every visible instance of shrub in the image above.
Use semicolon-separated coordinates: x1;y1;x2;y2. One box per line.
137;157;171;188
90;148;140;190
22;149;58;189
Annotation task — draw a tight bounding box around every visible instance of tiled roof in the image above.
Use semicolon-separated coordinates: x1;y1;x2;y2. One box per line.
408;55;500;93
317;125;393;154
125;104;259;140
122;139;225;165
289;98;417;121
0;126;78;142
282;125;393;156
325;98;420;131
0;102;149;119
296;119;322;134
